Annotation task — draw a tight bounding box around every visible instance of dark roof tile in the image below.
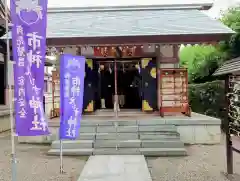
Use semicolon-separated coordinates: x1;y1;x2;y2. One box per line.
3;5;234;39
213;57;240;76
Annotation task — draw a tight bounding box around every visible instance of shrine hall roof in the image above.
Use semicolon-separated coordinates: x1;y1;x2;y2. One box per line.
2;4;234;40
44;4;233;38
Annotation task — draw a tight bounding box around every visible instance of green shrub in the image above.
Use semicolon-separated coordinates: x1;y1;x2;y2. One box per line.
188;80;225;119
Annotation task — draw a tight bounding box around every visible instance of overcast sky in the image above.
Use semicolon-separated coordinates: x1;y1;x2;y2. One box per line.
6;0;240;18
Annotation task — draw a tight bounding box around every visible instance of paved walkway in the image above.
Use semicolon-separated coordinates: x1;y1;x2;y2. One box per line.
78;155;152;181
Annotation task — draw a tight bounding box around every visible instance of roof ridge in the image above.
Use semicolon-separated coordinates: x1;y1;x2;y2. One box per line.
48;3;213;13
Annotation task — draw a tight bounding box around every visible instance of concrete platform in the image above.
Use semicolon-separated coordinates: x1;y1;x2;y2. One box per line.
77;155;152;181
18;112;221;145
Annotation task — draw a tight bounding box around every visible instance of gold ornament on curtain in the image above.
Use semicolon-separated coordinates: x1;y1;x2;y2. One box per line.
141;58;151;68
150;67;156;79
142;100;153;111
86;59;93;70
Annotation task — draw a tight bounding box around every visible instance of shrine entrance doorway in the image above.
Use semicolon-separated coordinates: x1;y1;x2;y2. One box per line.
117;59;142;109
96;59;142;111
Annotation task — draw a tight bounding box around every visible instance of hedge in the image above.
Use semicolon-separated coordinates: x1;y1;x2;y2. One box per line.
188;80;225;119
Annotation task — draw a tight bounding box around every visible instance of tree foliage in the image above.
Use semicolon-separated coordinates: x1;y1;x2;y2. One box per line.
179;45;226;83
179;6;240;83
220;7;240;59
189;80;225;119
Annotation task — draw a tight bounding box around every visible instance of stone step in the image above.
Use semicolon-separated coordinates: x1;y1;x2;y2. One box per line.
97;126;138;133
96;125;178;133
78;133;95;140
51;139;184;149
49;130;179;141
80;120;137;126
79;126;96;133
51;140;93;149
77;132;179;140
47;147;187;156
96;133;138;140
93;148;141;155
140;133;180;140
141;140;184;148
140;132;180;136
48;148;93;156
140;148;187;156
94;140;141;148
139;125;177;132
51;139;184;150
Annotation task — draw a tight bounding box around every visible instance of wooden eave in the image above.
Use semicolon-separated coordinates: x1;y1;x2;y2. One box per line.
46;33;232;46
213;57;240;76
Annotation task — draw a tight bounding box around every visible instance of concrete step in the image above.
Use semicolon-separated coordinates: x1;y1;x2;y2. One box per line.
139;125;177;132
79;126;96;133
96;125;178;133
51;139;184;149
141;140;184;148
96;133;138;140
77;132;179;140
140;148;187;156
140;132;180;136
97;126;138;133
51;140;93;149
94;140;141;148
48;148;93;156
47;147;187;156
93;148;141;155
140;133;180;140
78;133;95;140
80;120;137;126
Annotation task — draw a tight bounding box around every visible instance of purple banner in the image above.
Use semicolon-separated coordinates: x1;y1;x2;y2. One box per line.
59;54;85;140
11;0;49;136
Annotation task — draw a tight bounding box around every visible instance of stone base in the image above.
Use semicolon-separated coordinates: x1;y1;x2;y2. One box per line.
77;155;152;181
17;112;221;145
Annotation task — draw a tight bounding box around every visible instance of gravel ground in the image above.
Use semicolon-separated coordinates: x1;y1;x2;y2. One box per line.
147;135;240;181
0;132;86;181
1;131;240;181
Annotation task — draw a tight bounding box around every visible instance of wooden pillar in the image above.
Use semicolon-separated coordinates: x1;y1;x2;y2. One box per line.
3;53;7;105
155;44;161;110
173;44;180;68
225;75;233;174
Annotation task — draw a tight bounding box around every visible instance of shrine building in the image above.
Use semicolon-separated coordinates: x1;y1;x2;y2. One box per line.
2;3;235;118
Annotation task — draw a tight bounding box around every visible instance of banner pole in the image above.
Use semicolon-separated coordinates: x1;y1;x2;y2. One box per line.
4;0;17;181
60;139;64;174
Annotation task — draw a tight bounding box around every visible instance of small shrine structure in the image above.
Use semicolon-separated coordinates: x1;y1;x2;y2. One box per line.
2;3;235;119
41;4;234;118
